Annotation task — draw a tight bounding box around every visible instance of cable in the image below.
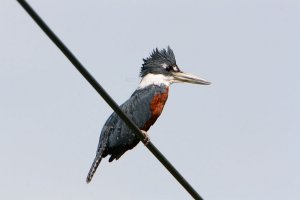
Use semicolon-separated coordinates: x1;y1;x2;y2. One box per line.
16;1;204;199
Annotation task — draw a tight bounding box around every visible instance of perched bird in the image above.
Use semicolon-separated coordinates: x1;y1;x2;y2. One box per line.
86;46;210;183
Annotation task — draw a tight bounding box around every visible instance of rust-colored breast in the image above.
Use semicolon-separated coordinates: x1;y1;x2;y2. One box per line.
142;87;169;131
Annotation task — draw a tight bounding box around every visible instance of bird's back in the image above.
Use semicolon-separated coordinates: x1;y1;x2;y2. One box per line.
99;84;169;161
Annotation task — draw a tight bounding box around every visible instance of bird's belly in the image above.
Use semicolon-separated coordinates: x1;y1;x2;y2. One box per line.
142;87;169;131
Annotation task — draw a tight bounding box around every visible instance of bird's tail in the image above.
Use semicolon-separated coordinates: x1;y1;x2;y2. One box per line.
86;153;102;183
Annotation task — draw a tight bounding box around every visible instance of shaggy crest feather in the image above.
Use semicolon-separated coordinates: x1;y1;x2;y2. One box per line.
140;46;177;77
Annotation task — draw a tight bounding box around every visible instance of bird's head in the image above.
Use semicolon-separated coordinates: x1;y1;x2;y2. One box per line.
138;46;210;88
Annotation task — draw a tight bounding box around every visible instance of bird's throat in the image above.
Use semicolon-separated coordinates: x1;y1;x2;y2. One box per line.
138;74;171;89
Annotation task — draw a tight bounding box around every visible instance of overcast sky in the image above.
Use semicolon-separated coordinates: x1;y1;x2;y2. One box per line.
0;0;299;200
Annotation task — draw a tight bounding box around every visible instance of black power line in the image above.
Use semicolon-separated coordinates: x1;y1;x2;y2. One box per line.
16;1;204;199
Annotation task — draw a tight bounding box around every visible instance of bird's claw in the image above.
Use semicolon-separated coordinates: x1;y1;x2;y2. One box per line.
140;130;150;145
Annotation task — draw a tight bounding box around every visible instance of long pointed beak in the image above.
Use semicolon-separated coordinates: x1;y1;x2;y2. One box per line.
171;71;211;85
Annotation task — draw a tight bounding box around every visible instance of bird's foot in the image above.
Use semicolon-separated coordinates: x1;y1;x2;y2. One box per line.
140;130;150;145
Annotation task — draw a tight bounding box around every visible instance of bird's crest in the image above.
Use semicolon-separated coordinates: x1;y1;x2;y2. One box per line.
140;46;177;77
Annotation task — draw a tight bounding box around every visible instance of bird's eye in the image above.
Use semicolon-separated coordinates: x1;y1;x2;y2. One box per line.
165;66;173;71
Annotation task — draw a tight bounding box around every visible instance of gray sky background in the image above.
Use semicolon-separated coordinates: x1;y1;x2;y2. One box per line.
0;0;299;199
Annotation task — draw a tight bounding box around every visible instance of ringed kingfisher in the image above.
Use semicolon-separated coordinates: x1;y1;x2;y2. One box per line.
86;46;210;183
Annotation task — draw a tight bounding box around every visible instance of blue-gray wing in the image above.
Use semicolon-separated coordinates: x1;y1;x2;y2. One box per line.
86;85;167;183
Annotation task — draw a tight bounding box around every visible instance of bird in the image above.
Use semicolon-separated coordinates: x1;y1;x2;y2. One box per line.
86;46;210;183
